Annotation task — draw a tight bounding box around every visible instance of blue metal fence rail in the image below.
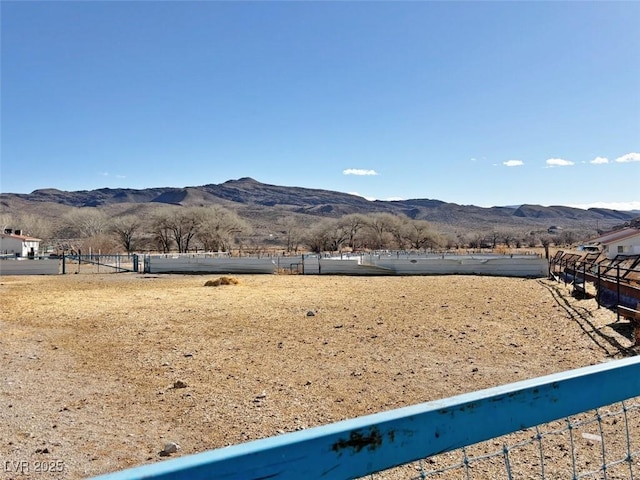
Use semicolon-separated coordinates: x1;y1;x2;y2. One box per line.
91;356;640;480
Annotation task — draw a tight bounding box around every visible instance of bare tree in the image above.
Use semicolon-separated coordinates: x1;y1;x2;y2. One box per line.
154;227;173;253
57;208;112;253
452;232;469;250
153;207;203;253
278;216;304;253
362;213;401;250
390;216;410;250
63;209;110;238
302;219;350;253
304;219;339;253
15;213;55;242
325;220;351;252
557;229;578;247
500;230;517;248
487;231;500;249
526;232;539;248
402;219;441;250
197;206;250;252
0;213;15;233
468;233;484;249
150;208;175;253
111;215;141;254
303;225;325;254
337;214;367;250
80;234;118;254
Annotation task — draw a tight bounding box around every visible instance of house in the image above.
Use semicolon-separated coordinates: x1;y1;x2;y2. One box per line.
0;229;41;257
582;227;640;259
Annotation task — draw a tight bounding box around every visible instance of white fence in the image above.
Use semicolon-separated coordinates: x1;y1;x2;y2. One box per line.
146;253;549;277
378;255;548;276
147;255;284;274
0;253;549;278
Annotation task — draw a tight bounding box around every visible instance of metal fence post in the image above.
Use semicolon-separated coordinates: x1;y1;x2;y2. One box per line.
596;262;601;309
617;264;621;322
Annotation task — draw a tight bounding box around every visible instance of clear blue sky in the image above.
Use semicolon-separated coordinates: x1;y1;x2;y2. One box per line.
2;1;639;210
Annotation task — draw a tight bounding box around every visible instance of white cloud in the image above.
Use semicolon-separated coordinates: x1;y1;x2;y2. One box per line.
343;168;379;176
503;160;524;167
615;152;640;163
568;201;640;211
590;156;609;165
100;172;126;178
546;158;574;167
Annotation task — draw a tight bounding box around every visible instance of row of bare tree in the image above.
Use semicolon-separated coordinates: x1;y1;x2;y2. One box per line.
301;213;443;252
1;206;590;255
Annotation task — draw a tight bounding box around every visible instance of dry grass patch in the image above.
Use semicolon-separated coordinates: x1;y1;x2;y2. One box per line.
204;276;240;287
0;273;634;479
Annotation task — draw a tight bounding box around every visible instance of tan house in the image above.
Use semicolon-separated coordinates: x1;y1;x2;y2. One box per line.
582;227;640;259
0;229;41;257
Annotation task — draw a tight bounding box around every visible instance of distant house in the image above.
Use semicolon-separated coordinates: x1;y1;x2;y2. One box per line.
0;229;41;257
582;227;640;259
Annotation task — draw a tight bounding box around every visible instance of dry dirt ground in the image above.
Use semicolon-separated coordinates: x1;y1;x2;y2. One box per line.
0;273;637;479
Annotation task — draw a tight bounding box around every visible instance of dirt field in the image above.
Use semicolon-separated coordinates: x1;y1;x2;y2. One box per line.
0;273;636;479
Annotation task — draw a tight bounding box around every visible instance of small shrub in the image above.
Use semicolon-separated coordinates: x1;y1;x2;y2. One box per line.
204;276;240;287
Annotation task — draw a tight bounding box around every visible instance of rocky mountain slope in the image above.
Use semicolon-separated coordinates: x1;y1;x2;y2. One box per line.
1;177;637;231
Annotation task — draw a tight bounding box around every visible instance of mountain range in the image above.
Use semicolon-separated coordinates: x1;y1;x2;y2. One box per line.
1;177;638;233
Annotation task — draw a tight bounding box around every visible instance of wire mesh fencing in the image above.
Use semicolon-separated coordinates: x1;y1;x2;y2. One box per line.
364;397;640;480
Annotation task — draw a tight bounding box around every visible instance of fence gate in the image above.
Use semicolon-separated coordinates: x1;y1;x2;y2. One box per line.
62;254;139;273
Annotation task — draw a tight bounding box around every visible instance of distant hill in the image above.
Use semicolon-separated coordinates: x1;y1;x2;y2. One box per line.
1;177;638;232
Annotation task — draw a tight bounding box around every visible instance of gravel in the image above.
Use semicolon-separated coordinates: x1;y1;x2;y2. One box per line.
0;273;635;478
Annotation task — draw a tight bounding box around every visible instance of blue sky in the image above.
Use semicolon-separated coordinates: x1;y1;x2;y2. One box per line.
2;1;639;210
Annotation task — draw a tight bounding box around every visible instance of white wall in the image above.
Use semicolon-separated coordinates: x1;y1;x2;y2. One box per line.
0;237;23;256
0;236;40;257
605;237;640;259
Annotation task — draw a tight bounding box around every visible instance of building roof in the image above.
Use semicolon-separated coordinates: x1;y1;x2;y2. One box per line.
589;227;640;245
0;233;41;242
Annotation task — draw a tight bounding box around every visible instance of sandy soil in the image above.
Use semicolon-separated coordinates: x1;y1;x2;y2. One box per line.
0;273;636;479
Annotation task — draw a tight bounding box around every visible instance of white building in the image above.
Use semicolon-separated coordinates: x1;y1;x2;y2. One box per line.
0;229;41;257
582;227;640;259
